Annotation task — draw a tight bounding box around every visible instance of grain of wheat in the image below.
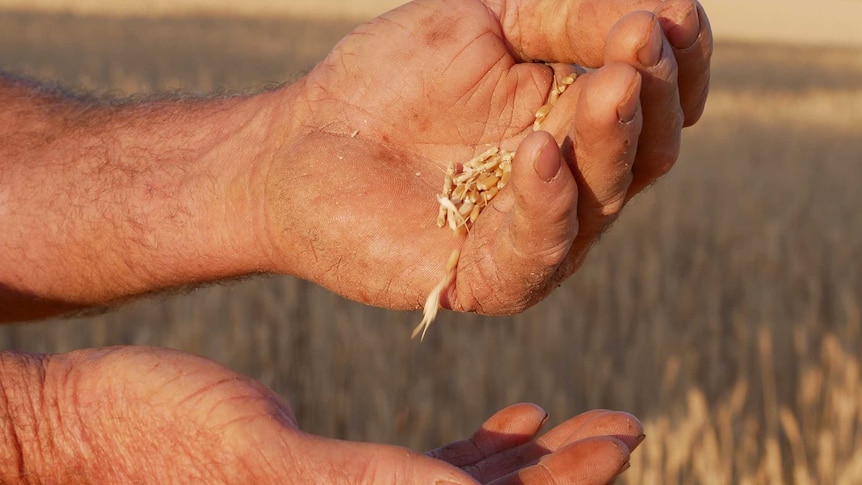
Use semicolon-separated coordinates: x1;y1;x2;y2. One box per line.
413;72;577;340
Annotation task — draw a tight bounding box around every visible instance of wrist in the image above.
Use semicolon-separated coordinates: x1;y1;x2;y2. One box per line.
188;87;296;279
228;80;312;276
249;76;328;277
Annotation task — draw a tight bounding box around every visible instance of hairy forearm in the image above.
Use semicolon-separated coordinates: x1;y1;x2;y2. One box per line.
0;75;298;322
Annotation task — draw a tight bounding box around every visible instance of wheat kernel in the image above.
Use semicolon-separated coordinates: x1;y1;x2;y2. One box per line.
482;185;500;202
465;146;499;168
535;103;552;120
441;161;455;194
476;173;500;191
549;88;560;106
421;68;577;339
476;156;502;173
458;199;474;217
436;208;447;228
452;183;469;202
468;203;481;223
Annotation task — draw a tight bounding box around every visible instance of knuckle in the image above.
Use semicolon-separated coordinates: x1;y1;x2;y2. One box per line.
356;446;426;485
580;178;630;220
637;137;681;180
531;460;564;485
465;261;542;316
682;80;710;126
601;194;627;218
460;233;567;316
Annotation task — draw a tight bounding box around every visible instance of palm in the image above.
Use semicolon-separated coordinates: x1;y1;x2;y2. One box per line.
274;0;554;310
318;0;543;147
268;0;709;315
60;347;640;483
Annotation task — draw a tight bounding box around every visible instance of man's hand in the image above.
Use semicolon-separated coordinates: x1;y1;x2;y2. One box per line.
0;0;711;321
0;347;644;483
263;0;713;315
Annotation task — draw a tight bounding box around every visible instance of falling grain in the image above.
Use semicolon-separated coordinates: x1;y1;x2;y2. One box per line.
415;70;578;339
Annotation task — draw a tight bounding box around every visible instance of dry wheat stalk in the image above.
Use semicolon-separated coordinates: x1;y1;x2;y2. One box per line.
412;72;577;340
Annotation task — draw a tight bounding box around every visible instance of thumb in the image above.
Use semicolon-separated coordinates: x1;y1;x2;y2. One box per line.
455;130;578;315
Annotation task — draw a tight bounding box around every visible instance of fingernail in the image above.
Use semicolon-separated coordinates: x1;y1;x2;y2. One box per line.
634;433;647;447
637;18;663;67
533;137;561;182
619;461;632;475
539;411;550;429
616;72;641;124
524;402;550;428
662;2;700;49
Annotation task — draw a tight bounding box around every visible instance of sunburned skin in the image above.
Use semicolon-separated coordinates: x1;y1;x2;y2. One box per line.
414;72;579;340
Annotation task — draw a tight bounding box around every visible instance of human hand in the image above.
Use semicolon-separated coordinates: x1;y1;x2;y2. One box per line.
0;346;643;483
262;0;712;315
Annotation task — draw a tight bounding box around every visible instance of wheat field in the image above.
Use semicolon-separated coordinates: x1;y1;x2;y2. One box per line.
1;10;860;484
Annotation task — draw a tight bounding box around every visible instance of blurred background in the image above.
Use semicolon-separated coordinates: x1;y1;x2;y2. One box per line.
1;1;860;483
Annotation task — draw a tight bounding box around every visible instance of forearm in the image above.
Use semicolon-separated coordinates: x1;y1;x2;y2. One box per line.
0;74;299;322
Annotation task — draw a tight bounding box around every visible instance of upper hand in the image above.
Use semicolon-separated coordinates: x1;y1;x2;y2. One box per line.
261;0;712;315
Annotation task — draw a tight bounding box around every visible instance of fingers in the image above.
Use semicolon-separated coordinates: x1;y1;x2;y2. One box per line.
488;437;631;485
571;64;642;232
455;409;643;482
655;0;714;126
484;0;711;126
536;62;641;278
456;65;643;312
485;0;711;126
603;10;683;197
301;403;548;485
454;130;578;314
485;0;669;66
427;403;548;467
536;410;645;453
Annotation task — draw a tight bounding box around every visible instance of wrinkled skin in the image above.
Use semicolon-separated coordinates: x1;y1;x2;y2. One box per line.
2;347;644;483
263;0;712;316
1;0;713;482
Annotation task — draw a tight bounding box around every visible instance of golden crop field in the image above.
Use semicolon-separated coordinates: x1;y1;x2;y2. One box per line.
1;9;860;484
